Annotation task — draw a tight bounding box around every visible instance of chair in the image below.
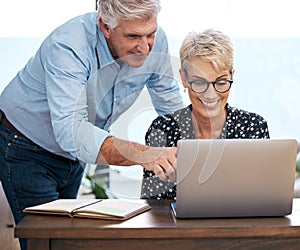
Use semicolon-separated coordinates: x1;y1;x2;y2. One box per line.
0;182;21;250
294;143;300;197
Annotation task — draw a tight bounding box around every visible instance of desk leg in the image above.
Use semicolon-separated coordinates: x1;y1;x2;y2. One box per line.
27;239;49;250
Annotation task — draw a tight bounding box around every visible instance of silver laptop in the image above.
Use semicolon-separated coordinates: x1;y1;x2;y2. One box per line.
171;139;297;218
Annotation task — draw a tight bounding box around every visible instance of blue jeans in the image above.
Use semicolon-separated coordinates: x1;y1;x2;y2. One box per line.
0;122;84;250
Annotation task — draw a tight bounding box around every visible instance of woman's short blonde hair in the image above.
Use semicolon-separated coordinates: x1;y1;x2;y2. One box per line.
180;29;234;73
97;0;161;29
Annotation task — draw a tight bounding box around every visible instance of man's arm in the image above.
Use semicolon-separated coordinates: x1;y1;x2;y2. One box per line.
96;136;176;182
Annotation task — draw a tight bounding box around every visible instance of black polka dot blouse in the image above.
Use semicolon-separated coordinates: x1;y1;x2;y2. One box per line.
141;103;270;200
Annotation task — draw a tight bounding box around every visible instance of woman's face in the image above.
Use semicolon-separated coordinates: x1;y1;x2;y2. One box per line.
180;57;233;120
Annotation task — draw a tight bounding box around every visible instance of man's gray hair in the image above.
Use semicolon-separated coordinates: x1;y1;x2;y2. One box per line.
97;0;161;29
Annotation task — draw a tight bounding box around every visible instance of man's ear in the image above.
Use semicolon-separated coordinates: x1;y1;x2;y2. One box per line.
98;17;111;39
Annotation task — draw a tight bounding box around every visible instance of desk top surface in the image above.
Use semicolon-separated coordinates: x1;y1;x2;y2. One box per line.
15;199;300;239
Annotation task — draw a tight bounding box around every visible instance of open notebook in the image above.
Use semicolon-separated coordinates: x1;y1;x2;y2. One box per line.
24;199;151;221
171;139;297;218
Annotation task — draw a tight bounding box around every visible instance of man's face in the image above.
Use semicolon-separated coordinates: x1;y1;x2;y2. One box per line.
99;17;157;67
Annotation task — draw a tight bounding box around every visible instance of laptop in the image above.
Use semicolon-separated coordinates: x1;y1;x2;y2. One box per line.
171;139;297;218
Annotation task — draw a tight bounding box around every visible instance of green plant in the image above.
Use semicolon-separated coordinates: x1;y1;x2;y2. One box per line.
85;174;108;199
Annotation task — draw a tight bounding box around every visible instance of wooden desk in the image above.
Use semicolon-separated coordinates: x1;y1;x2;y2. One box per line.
15;199;300;250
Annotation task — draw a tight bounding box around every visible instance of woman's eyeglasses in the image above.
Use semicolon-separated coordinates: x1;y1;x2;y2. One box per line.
184;70;233;93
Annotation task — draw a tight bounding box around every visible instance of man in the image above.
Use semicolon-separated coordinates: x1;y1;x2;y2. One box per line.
0;1;183;248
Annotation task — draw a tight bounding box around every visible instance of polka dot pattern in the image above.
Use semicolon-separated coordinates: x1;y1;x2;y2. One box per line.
141;103;270;200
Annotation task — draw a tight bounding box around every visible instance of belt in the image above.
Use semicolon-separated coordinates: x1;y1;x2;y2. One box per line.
0;112;22;135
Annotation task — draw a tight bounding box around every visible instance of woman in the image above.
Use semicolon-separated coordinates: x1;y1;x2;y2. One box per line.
141;29;270;200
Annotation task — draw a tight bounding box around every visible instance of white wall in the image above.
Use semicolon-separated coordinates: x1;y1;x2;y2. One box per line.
0;0;95;92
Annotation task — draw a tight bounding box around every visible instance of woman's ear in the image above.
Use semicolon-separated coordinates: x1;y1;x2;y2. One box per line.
231;68;235;77
179;68;189;89
98;17;111;39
